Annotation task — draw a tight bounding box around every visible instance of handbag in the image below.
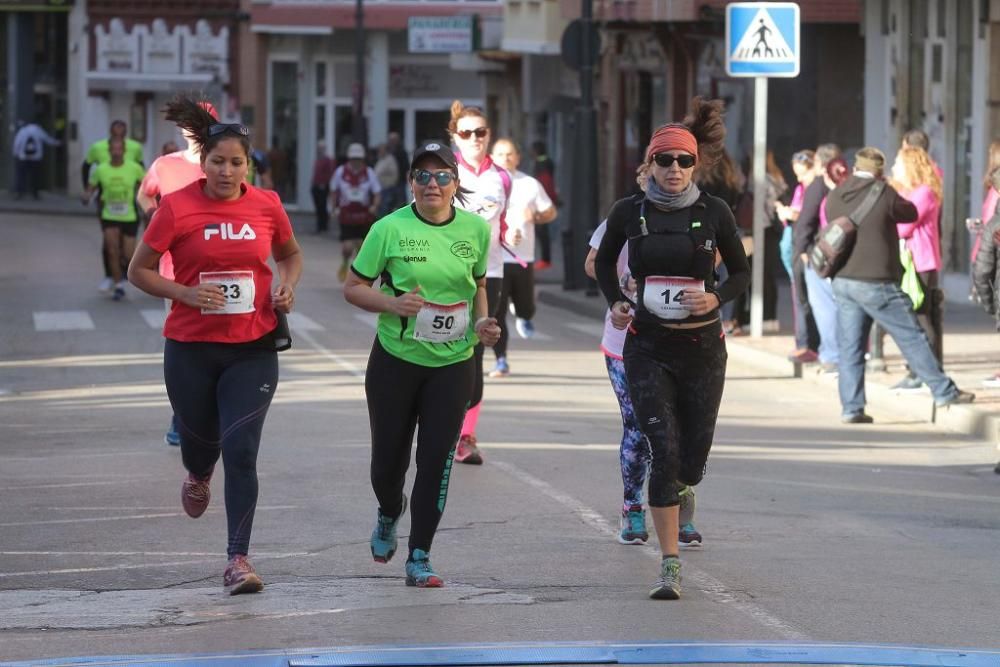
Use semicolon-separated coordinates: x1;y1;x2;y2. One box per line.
809;181;884;279
899;241;925;310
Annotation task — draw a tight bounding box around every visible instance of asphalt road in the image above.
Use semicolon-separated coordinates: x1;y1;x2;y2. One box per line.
1;212;998;663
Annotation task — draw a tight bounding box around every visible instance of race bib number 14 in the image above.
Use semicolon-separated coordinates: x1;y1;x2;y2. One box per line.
199;271;255;315
642;276;705;320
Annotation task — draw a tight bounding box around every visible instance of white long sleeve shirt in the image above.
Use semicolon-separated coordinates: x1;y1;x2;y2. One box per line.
12;124;60;161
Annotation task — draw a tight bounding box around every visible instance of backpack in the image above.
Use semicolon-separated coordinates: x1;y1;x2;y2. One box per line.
809;181;884;279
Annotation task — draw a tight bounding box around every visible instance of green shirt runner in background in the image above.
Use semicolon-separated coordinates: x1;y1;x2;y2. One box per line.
86;138;145;167
89;161;146;223
352;203;491;368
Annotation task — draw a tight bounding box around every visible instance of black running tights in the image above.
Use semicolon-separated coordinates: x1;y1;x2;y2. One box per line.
366;339;475;553
623;320;727;507
164;339;278;558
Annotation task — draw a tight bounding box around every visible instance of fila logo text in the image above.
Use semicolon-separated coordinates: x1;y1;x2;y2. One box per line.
204;223;257;241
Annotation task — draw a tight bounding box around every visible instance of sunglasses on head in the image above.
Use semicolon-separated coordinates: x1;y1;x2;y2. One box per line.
208;123;249;137
652;153;696;169
456;127;489;140
792;151;813;163
413;169;456;187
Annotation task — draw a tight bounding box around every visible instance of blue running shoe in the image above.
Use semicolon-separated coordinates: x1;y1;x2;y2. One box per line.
679;522;702;547
515;317;535;339
164;416;181;447
371;494;407;563
617;506;648;545
488;357;510;378
405;548;443;587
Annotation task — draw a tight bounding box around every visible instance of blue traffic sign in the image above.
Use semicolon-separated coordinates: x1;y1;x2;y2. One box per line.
726;2;800;77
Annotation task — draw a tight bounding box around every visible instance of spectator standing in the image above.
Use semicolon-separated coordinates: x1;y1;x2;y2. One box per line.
530;141;559;270
311;141;335;234
827;147;973;423
776;150;820;356
695;152;744;333
889;146;945;392
970;140;1000;311
793;143;841;365
11;117;60;199
386;132;410;211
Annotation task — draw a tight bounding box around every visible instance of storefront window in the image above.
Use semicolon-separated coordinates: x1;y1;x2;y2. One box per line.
415;110;450;145
270;60;299;202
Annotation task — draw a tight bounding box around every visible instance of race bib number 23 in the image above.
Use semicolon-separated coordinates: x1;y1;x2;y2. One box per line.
199;271;255;315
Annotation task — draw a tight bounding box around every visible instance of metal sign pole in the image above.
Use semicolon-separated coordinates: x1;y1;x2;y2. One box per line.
750;75;767;338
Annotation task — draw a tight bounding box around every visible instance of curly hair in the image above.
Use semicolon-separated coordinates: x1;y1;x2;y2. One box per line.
447;100;488;136
162;93;250;158
893;146;942;202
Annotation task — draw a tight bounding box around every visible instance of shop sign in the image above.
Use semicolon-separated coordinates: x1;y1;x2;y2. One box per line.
408;16;477;54
92;18;229;83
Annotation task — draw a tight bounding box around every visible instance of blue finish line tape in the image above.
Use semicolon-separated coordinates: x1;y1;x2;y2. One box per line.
6;641;1000;667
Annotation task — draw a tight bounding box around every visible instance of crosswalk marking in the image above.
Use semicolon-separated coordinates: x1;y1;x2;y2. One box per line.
564;322;604;338
33;311;95;332
353;313;379;329
286;312;323;332
139;309;166;330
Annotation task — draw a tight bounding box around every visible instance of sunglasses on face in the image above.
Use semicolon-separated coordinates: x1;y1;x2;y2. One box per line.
413;169;456;187
208;123;249;137
652;153;696;169
455;127;489;140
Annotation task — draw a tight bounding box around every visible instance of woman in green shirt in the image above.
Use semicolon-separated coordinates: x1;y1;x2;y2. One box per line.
344;141;500;587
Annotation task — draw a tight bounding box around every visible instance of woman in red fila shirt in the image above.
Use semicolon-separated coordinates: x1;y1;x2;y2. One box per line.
128;98;303;595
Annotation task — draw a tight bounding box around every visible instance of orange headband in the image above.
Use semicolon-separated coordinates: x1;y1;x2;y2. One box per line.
646;125;698;162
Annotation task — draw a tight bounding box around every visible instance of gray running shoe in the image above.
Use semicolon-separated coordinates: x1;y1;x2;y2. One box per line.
649;556;681;600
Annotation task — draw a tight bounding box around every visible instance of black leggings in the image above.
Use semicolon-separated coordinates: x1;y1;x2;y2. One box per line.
623;320;727;507
366;339;475;553
164;339;278;558
470;277;503;408
494;263;536;359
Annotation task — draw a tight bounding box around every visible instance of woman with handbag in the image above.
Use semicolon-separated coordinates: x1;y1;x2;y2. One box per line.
128;99;303;595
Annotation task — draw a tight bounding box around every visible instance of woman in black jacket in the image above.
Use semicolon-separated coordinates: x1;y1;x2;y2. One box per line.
595;98;750;599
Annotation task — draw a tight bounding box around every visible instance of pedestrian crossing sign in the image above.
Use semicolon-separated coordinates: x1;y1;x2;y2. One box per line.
726;2;800;77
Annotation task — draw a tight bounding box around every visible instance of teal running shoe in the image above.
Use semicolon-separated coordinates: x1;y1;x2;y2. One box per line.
617;506;648;545
370;494;407;563
405;548;444;588
649;556;681;600
679;522;702;547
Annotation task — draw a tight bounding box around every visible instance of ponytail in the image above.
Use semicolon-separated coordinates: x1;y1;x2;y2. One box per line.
682;97;726;171
447;99;487;136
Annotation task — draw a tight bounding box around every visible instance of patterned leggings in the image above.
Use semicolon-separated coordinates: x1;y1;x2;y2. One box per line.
605;355;650;509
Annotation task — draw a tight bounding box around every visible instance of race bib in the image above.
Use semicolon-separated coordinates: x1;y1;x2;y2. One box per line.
106;201;130;217
642;276;705;320
343;184;367;204
413;301;469;343
199;271;255;315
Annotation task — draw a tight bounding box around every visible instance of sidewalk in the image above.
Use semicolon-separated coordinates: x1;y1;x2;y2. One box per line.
538;274;1000;447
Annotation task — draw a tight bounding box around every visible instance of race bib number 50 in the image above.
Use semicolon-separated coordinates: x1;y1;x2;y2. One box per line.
199;271;255;315
642;276;705;320
413;301;469;343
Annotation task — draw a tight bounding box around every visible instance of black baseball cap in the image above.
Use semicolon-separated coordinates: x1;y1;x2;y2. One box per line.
411;141;458;171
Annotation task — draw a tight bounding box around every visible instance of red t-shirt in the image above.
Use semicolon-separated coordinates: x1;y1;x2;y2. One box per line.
141;151;207;280
143;180;294;344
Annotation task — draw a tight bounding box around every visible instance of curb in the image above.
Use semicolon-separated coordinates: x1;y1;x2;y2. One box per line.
538;286;1000;445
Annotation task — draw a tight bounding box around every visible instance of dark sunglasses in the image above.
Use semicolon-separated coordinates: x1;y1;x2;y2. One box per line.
208;123;249;137
413;169;456;187
455;127;489;140
652;153;696;169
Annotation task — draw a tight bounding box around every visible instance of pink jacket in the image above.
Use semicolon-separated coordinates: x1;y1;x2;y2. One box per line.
896;185;941;273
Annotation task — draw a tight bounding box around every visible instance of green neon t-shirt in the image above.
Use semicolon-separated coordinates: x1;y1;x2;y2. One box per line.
89;161;146;222
86;138;145;166
352;203;491;367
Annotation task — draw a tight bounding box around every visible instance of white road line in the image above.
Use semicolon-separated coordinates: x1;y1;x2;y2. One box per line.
564;321;605;337
0;550;312;577
295;328;366;380
0;478;159;491
287;312;324;331
139;308;166;329
0;506;298;527
33;310;95;332
492;460;808;641
0;550;306;557
353;312;379;329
